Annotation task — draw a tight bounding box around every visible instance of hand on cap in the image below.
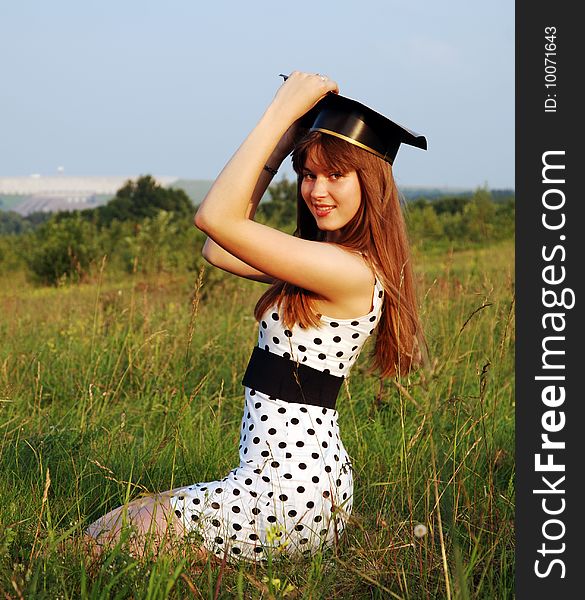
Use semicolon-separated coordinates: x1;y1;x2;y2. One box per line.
271;71;339;125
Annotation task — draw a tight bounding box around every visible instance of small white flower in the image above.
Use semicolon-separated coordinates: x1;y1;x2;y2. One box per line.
414;523;428;538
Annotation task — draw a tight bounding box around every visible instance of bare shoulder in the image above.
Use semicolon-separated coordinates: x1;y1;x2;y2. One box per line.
313;246;376;317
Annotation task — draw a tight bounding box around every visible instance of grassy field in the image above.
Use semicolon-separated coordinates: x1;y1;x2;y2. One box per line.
0;239;514;599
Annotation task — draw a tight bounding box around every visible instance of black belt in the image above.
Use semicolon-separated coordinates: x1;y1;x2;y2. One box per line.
242;346;343;409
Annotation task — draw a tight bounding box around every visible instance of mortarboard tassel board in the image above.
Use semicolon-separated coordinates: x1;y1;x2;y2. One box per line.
300;92;428;165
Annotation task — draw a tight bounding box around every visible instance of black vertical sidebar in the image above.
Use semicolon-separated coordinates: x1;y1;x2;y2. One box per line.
516;2;580;598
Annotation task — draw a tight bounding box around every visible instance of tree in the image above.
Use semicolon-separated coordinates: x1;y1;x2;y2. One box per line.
93;175;194;226
256;177;297;229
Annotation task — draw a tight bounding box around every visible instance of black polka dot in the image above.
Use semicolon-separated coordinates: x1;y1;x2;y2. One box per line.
262;476;270;482
322;441;328;448
284;329;293;337
302;357;307;362
249;424;254;431
299;463;307;470
267;515;277;523
174;510;182;518
265;345;270;351
261;415;268;422
312;476;320;483
314;515;323;522
330;322;339;327
278;442;287;448
271;461;280;468
245;478;253;485
306;501;315;508
232;506;241;513
333;336;341;343
191;514;199;521
249;533;259;540
261;321;267;329
336;351;343;358
314;338;322;345
271;312;279;320
253;437;260;444
215;536;224;544
211;502;220;509
300;407;308;413
261;450;269;457
352;333;359;339
297;486;305;493
254;546;263;553
212;519;220;527
252;508;261;515
254;402;262;408
336;479;342;486
300;538;309;544
215;488;223;494
268;428;276;435
352;345;358;351
323;491;330;498
279;494;288;501
233;489;240;496
278;407;286;414
193;498;200;505
318;353;326;360
273;337;280;344
339;363;344;369
316;418;323;424
284;473;292;479
298;345;307;352
288;509;297;517
283;352;291;359
286;452;292;458
312;452;319;459
296;441;305;447
369;315;377;322
295;524;304;531
250;389;256;396
307;428;315;435
291;418;299;425
232;547;241;555
325;465;332;473
323;369;330;374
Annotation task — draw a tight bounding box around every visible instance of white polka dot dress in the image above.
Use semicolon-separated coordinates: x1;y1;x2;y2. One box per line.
170;276;384;561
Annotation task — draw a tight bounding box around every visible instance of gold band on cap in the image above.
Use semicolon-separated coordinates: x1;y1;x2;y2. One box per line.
311;127;393;164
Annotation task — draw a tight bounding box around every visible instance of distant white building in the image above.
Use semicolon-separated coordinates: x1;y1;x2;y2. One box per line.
0;175;178;196
0;175;179;215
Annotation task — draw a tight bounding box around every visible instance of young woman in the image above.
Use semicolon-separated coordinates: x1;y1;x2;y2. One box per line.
85;71;426;561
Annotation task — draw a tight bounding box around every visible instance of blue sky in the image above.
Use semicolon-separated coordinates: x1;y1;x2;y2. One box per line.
0;1;514;188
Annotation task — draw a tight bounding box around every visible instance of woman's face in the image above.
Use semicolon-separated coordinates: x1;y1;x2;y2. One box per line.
300;149;362;241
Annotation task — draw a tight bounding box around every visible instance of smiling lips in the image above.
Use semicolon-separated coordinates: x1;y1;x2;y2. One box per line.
313;203;336;217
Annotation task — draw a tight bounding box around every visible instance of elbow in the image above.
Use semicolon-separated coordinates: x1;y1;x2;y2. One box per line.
201;240;215;265
194;207;209;233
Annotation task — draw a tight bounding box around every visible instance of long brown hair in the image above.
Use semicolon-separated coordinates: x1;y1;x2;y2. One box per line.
254;131;425;377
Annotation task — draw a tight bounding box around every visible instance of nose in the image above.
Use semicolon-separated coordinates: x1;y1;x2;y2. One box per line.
310;176;328;200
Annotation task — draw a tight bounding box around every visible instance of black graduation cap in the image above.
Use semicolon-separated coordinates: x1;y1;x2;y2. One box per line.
301;93;427;165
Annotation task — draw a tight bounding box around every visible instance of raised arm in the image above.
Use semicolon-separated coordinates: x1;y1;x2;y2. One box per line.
195;72;372;303
200;130;294;284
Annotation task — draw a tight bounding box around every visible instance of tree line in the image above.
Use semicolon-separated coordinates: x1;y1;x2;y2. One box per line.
0;175;514;285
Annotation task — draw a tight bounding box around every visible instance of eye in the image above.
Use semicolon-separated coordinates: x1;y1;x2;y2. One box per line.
329;172;343;180
302;172;316;181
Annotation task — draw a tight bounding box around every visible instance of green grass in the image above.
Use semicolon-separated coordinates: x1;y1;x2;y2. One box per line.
0;239;515;599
